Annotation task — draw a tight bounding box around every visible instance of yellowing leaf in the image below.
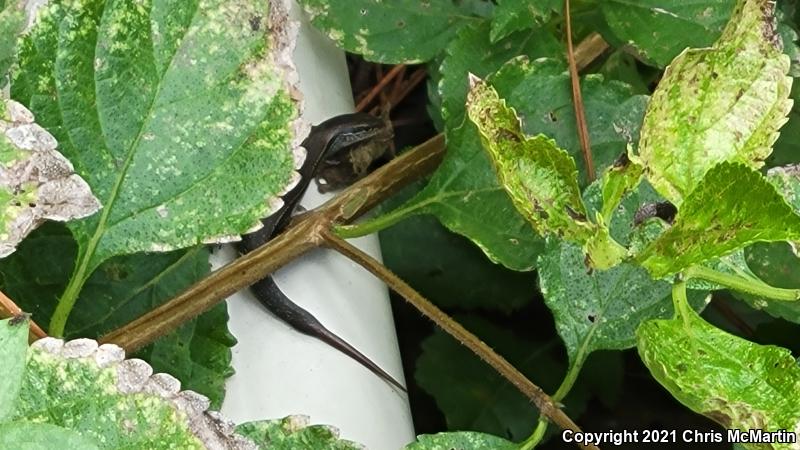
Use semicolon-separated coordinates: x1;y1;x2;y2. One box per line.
466;75;593;244
636;0;793;205
637;163;800;278
638;295;800;446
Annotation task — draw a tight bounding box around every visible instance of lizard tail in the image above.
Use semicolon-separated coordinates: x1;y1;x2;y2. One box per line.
252;276;407;393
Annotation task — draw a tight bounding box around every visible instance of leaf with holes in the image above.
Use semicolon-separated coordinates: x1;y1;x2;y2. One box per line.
634;0;793;205
540;182;708;367
297;0;477;64
637;304;800;443
373;57;646;271
636;163;800;278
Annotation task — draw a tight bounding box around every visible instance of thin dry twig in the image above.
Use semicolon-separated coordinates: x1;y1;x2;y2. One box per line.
370;67;427;116
390;65;408;99
565;0;595;182
0;290;48;342
356;64;406;112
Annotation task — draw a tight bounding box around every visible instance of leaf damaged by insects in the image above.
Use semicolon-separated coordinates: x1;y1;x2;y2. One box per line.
637;162;800;278
6;334;257;449
638;300;800;444
466;75;630;270
600;150;644;222
0;100;99;258
465;74;593;244
635;0;793;206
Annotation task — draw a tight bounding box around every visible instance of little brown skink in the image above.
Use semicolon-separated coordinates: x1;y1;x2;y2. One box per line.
238;113;404;391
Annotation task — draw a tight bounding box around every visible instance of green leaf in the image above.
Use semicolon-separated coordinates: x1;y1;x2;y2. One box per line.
634;0;793;205
415;316;563;441
0;422;100;450
599;153;643;222
466;75;592;243
637;163;800;278
0;0;24;84
733;164;800;320
12;0;298;313
374;57;646;271
11;337;250;449
379;215;537;313
740;242;800;323
637;298;800;442
405;432;517;450
0;316;29;422
297;0;477;64
541;239;710;362
490;0;561;43
236;416;363;450
376;120;545;271
601;0;734;68
596;50;657;95
0;223;235;408
438;21;560;131
540;182;708;366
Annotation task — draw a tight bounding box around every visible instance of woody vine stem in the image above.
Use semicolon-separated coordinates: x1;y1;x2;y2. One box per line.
97;134;596;448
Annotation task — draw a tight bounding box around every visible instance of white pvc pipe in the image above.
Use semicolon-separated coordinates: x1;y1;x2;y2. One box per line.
219;2;415;449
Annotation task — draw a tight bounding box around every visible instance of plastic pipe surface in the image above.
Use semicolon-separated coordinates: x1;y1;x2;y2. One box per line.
219;3;415;449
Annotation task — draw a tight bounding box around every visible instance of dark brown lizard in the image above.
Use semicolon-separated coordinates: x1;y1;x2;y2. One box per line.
238;113;404;391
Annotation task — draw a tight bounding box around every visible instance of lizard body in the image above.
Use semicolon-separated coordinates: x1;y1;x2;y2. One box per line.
238;113;404;391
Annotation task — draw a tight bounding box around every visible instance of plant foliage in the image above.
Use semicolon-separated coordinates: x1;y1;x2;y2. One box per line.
3;0;800;448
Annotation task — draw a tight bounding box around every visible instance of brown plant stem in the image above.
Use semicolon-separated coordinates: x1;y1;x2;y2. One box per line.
0;290;48;342
321;231;597;450
371;68;427;116
98;132;596;443
565;0;595;182
356;64;406;112
101;218;320;352
574;32;610;72
100;134;446;352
